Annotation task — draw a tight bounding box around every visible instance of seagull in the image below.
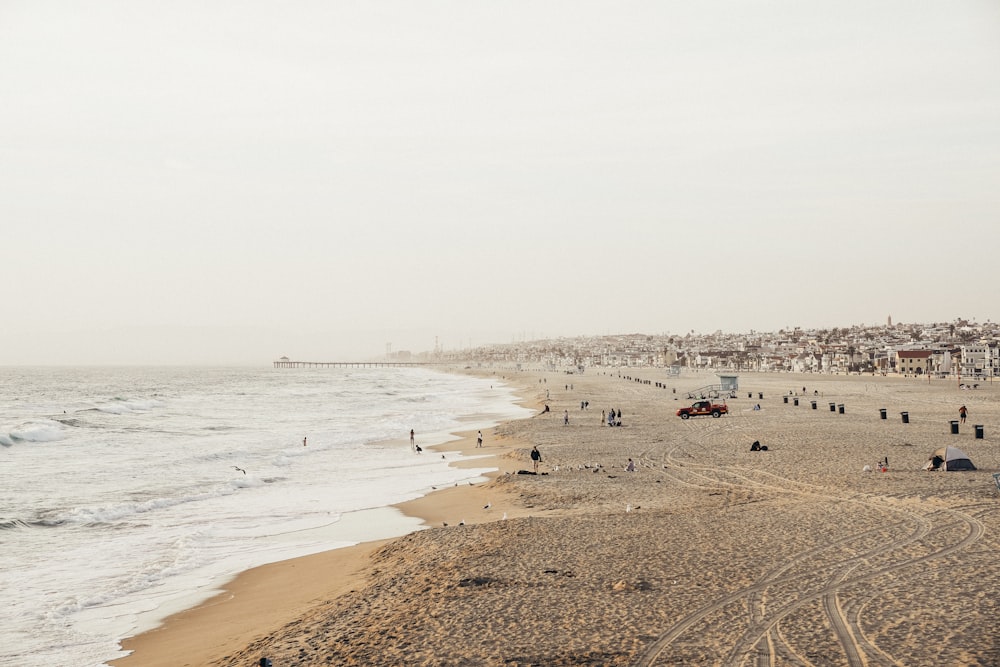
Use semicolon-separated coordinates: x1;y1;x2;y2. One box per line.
233;466;246;475
626;503;632;513
502;512;508;521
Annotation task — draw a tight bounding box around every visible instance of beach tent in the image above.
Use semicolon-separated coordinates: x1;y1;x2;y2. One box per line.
929;446;976;471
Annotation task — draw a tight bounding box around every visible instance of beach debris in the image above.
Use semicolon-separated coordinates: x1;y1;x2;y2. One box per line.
612;579;651;592
459;519;465;526
483;502;492;510
458;576;496;587
543;569;575;577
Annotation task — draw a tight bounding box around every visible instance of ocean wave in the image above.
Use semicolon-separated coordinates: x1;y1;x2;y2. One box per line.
92;398;164;415
4;420;66;443
58;480;258;527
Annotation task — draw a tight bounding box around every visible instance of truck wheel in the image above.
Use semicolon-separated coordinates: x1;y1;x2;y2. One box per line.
680;413;690;419
711;410;721;418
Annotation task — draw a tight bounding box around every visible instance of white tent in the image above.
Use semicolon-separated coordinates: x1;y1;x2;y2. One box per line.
926;445;976;471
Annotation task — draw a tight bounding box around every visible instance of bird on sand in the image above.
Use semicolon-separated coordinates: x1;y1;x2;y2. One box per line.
233;466;246;475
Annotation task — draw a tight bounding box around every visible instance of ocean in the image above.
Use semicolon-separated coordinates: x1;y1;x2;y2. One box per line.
0;365;531;666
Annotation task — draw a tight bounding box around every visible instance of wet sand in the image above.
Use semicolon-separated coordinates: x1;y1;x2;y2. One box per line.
115;370;1000;666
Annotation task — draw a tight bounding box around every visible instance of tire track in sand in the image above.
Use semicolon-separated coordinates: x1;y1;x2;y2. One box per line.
633;424;987;667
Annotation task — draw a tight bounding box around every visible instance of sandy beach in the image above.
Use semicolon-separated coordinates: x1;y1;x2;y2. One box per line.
114;369;1000;666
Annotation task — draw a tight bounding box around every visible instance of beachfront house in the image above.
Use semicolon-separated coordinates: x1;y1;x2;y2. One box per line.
960;344;989;378
896;349;933;376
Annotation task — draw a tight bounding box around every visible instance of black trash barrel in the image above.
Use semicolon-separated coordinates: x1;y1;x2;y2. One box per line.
975;424;984;439
783;396;788;404
879;408;887;419
950;420;959;435
838;404;845;414
759;392;764;400
793;397;799;406
829;402;836;412
811;400;817;409
901;411;909;424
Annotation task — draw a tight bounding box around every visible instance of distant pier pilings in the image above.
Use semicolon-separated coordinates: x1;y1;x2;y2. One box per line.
273;360;435;369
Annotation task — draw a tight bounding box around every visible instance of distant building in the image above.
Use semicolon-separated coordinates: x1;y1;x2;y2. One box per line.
960;344;988;378
896;350;933;375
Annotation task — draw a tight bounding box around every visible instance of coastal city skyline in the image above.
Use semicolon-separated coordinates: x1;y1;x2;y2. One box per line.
3;2;998;365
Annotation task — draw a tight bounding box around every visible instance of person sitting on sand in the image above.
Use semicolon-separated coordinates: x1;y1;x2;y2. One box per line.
625;458;636;472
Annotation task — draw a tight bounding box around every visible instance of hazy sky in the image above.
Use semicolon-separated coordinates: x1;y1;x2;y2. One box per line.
2;1;999;365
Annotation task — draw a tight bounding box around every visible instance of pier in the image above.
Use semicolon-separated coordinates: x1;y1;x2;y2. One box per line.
273;360;437;369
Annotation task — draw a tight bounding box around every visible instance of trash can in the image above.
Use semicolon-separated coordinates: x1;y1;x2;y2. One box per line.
975;424;984;439
758;392;764;400
811;400;817;409
901;412;909;424
838;404;845;414
879;408;887;420
793;397;799;406
829;402;836;412
950;420;959;435
783;396;788;404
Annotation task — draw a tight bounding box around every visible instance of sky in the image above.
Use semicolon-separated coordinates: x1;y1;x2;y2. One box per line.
2;1;999;365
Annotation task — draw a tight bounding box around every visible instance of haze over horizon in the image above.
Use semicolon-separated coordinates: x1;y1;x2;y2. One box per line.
3;1;999;365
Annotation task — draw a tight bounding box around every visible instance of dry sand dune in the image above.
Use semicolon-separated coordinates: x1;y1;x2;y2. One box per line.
118;370;1000;666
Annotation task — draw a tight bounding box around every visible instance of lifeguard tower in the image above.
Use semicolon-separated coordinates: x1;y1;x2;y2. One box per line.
686;373;739;399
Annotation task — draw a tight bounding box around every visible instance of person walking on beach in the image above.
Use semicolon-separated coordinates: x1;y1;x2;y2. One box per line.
959;405;968;423
477;430;483;447
530;446;541;473
564;410;569;426
410;429;415;451
303;436;307;447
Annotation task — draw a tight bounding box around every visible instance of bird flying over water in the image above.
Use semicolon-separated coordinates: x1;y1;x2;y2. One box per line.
233;466;246;475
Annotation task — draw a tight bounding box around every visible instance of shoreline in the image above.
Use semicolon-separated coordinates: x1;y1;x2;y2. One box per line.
116;370;1000;666
112;371;543;666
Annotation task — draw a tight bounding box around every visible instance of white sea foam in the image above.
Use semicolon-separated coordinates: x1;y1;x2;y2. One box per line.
0;365;531;667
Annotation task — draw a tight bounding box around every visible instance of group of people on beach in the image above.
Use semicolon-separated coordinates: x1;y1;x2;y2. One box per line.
409;428;484;453
603;408;623;427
